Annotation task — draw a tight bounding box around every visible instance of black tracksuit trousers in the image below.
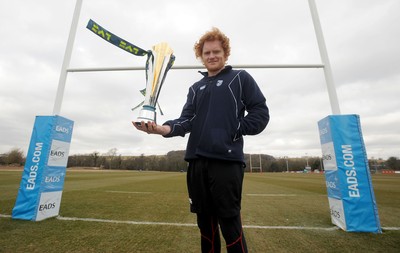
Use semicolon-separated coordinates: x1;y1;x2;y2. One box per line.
187;158;248;253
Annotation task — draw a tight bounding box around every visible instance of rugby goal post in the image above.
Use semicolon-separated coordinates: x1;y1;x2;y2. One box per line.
12;0;380;233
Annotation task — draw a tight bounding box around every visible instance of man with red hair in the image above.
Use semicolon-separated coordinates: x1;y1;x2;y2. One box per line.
134;28;270;253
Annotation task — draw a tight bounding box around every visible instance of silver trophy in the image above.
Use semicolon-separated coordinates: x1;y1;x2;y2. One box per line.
134;42;175;125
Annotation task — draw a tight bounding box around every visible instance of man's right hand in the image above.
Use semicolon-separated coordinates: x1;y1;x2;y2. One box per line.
132;121;171;136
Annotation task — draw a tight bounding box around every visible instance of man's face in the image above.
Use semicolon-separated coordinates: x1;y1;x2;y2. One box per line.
201;40;227;74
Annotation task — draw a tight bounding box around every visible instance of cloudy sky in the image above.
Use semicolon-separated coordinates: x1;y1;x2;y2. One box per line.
1;0;399;159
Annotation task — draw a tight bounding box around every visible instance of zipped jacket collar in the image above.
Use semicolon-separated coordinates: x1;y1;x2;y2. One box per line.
198;65;233;77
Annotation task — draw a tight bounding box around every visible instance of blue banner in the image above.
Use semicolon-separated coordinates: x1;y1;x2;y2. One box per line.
318;115;381;233
12;115;73;221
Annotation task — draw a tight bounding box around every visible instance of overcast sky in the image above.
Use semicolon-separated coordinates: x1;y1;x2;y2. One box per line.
1;0;399;159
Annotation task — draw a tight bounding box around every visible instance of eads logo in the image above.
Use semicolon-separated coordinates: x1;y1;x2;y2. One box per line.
55;125;69;134
51;150;65;157
39;202;56;211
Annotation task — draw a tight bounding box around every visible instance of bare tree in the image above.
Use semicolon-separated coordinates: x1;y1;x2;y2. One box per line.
91;151;100;167
105;148;118;169
6;148;25;165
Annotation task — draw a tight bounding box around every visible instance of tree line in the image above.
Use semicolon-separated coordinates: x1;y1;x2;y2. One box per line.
2;148;399;172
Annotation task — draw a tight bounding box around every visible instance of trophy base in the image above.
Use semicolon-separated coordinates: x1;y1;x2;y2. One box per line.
135;105;156;126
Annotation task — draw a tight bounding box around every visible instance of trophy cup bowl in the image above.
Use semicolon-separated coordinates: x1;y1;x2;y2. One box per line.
135;42;174;126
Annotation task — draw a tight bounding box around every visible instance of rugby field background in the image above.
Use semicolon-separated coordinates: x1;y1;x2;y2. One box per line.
1;168;399;252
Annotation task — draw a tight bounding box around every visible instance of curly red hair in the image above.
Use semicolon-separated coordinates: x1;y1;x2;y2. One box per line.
194;27;231;60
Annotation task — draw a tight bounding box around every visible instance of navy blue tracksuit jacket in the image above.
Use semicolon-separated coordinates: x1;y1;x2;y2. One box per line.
163;65;270;164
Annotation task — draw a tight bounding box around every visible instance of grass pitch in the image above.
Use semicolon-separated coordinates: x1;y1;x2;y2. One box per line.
1;169;399;252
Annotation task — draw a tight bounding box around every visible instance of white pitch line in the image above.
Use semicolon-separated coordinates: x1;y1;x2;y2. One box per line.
105;190;152;194
56;216;337;231
244;225;338;231
383;227;400;231
1;214;398;231
57;216;196;227
246;194;297;197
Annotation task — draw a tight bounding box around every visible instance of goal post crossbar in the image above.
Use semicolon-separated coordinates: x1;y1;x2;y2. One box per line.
66;64;325;73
